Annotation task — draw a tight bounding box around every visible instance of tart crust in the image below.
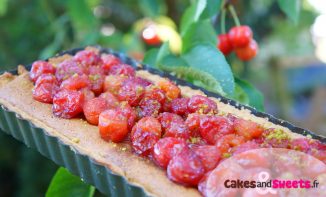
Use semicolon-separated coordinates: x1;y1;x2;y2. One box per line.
0;53;311;197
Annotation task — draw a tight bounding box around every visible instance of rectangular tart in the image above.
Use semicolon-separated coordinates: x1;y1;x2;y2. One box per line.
0;48;324;197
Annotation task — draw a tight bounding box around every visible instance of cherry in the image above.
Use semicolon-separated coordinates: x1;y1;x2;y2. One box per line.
74;49;102;67
131;117;162;156
143;86;166;105
217;34;233;55
232;141;260;155
109;64;135;77
228;25;253;48
117;78;145;107
215;134;245;148
99;109;128;143
185;113;202;137
142;26;161;45
170;98;189;116
83;97;109;125
234;117;263;140
32;83;57;104
199;115;235;144
88;66;105;95
117;102;137;130
101;54;121;74
52;89;84;118
138;98;162;118
60;74;91;91
80;88;95;104
158;112;190;139
157;79;181;100
55;59;86;83
35;74;58;86
99;92;119;109
235;39;258;61
167;147;205;186
152;137;187;169
30;60;56;82
191;145;221;172
103;75;127;95
188;95;217;114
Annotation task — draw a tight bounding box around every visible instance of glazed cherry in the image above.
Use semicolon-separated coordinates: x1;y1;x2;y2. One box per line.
52;89;84;118
101;54;121;74
117;102;137;130
83;97;109;125
117;78;145;107
55;59;86;83
191;145;221;172
30;61;56;82
171;98;189;116
235;39;258;61
99;92;119;109
158;112;190;139
138;98;162;118
143;86;166;104
80;88;95;104
99;109;128;143
188;95;217;114
199;115;235;144
167;147;205;186
74;49;102;67
215;134;245;148
131;117;162;156
234;117;263;140
35;74;58;86
32;83;57;103
60;74;91;91
217;34;233;55
109;64;135;77
157;79;181;100
228;25;253;48
133;77;152;87
103;75;127;95
185;113;202;137
152;137;187;169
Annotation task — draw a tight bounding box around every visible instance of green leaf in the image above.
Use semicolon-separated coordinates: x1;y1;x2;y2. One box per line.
0;0;8;16
156;42;171;66
180;0;207;35
200;0;222;19
139;0;161;17
143;48;159;67
182;44;234;95
160;54;188;68
194;0;207;21
235;77;265;111
277;0;301;24
67;0;99;44
46;168;95;197
182;20;217;53
229;84;249;105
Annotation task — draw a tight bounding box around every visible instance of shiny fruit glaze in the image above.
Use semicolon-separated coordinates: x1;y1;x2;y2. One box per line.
30;49;326;195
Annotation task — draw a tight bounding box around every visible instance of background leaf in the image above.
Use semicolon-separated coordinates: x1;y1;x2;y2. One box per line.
0;0;8;16
139;0;162;17
183;44;235;95
143;48;159;67
277;0;301;24
46;168;95;197
235;77;265;111
200;0;222;19
182;20;217;53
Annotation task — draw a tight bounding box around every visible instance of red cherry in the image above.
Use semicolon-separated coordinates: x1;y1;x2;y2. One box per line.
99;109;128;143
152;137;187;169
83;97;109;125
217;34;233;55
142;26;161;45
30;61;56;83
228;25;253;48
167;147;205;186
52;89;85;118
235;39;258;61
